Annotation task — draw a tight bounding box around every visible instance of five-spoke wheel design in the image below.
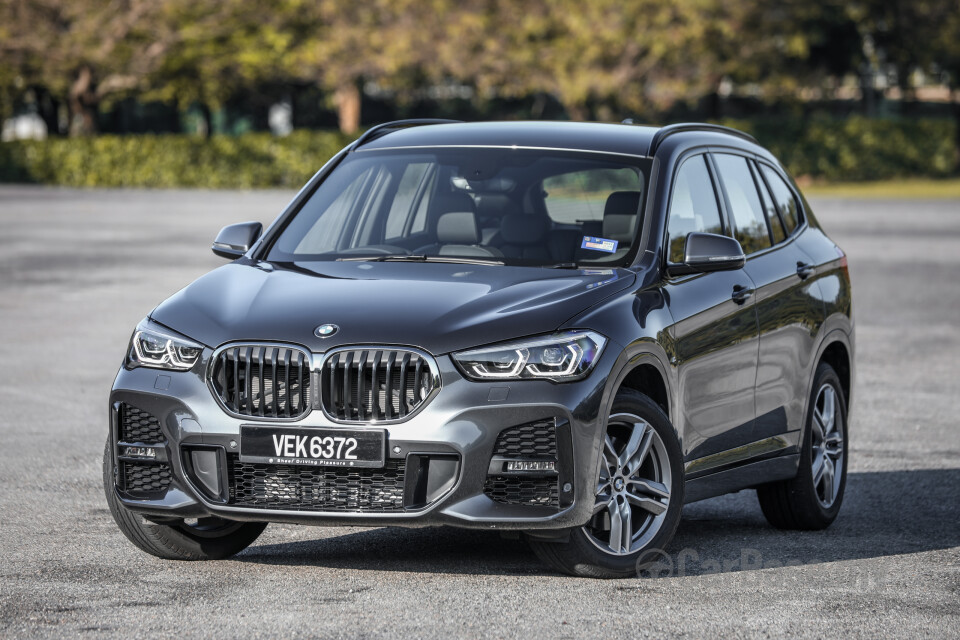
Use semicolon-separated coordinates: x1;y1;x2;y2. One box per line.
810;382;844;508
583;412;672;556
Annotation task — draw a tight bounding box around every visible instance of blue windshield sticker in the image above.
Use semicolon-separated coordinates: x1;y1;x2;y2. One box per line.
581;236;619;253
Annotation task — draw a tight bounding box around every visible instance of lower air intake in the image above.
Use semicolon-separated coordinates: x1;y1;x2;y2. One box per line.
121;461;172;494
227;455;406;512
483;476;559;507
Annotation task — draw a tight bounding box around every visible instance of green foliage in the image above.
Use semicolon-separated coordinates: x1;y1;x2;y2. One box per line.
0;118;955;188
0;130;352;188
720;116;957;181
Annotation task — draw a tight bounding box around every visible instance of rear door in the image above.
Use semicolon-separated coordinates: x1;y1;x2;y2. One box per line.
661;154;760;472
711;153;822;450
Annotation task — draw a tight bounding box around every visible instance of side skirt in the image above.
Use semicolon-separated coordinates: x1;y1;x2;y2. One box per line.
683;453;800;504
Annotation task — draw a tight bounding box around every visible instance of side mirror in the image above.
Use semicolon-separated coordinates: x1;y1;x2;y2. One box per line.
667;232;745;277
212;222;263;259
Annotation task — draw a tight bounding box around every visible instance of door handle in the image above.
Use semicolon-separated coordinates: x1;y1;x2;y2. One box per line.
796;261;815;279
731;284;754;304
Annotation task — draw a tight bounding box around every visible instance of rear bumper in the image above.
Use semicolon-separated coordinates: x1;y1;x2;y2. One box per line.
107;349;619;530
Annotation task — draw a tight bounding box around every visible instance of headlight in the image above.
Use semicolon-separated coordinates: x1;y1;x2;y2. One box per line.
127;319;204;371
452;330;606;382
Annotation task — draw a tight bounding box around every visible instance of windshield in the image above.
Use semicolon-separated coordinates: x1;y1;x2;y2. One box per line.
266;147;652;267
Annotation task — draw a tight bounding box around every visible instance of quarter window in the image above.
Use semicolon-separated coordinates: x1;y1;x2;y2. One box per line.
712;154;771;255
760;165;801;234
751;162;786;243
667;155;723;263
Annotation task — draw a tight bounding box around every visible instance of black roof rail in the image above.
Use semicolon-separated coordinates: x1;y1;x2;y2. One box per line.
352;119;463;148
647;122;758;155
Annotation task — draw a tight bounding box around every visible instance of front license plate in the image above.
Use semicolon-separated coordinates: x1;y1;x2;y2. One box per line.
240;425;385;468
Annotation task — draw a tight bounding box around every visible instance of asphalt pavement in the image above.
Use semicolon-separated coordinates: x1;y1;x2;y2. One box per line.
0;186;957;638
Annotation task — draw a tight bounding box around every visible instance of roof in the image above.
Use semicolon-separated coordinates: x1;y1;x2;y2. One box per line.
357;121;661;157
355;120;759;158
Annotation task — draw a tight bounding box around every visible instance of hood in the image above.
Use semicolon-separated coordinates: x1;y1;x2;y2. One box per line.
151;261;635;355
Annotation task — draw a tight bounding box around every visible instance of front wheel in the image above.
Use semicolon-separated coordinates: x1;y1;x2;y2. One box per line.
528;389;684;578
103;439;267;560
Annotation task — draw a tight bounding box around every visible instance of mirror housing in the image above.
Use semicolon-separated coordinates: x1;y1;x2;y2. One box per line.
667;232;745;277
212;222;262;259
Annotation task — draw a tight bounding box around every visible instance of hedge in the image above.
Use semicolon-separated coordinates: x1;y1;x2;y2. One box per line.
720;116;957;182
0;117;955;188
0;130;353;188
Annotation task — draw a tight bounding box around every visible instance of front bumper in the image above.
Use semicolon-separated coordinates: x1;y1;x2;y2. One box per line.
107;348;618;530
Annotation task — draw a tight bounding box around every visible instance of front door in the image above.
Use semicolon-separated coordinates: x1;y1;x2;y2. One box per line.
661;154;760;474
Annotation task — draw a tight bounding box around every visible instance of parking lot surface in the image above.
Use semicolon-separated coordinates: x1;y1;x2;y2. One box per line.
0;186;957;638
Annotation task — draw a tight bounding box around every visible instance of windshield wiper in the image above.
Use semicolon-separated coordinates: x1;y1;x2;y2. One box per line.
337;254;504;266
546;262;580;269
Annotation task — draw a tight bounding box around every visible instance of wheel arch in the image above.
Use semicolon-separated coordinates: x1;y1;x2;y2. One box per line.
819;339;852;406
804;329;855;436
604;346;674;432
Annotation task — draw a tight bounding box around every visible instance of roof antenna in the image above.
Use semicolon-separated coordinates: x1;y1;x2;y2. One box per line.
621;118;634;124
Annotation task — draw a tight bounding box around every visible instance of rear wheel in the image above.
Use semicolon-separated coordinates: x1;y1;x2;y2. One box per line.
528;389;684;578
757;363;848;529
103;439;266;560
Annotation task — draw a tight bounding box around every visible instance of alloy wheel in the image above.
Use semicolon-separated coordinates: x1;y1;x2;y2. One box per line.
582;412;672;556
810;383;844;508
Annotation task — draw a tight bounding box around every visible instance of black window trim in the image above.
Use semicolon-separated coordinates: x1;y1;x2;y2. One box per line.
661;149;728;275
747;158;788;242
695;148;811;264
708;151;775;254
754;158;806;236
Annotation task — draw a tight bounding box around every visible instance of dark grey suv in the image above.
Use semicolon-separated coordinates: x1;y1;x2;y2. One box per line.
105;120;854;577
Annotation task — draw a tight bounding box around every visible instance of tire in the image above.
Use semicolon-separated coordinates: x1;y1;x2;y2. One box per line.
103;439;267;560
528;389;684;578
757;363;848;530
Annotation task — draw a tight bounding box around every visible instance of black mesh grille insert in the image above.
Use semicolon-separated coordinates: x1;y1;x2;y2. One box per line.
121;462;172;494
321;349;436;422
119;404;164;444
492;420;558;458
227;455;406;512
209;345;311;419
483;476;559;507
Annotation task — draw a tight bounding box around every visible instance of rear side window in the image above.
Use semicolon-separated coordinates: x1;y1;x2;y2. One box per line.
712;154;771;255
760;165;801;234
751;162;786;243
667;155;723;263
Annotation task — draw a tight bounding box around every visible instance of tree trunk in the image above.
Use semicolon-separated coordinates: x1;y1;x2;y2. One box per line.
566;103;588;122
68;65;99;136
198;103;213;139
335;83;361;134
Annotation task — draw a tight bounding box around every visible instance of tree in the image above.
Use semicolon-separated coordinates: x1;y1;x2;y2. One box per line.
0;0;175;135
432;0;730;122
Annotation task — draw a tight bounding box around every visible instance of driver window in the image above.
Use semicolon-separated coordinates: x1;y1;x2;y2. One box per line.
667;155;723;263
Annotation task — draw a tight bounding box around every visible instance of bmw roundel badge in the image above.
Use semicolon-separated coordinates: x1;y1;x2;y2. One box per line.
314;324;339;338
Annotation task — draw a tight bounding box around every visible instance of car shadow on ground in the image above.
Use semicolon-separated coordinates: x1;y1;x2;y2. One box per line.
235;468;960;577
